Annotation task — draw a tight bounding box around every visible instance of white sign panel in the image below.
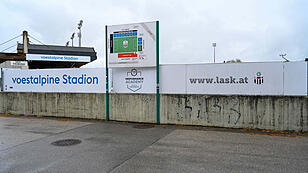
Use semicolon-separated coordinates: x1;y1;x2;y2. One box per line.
107;21;157;67
0;68;2;91
160;65;186;94
26;54;91;62
3;68;105;93
186;62;284;95
2;62;306;95
283;61;307;96
10;61;28;66
111;67;156;93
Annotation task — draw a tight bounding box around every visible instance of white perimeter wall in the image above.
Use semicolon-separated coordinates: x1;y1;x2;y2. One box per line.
283;61;307;96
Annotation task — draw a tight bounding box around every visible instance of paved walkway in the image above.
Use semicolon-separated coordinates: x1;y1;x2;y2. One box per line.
0;116;307;173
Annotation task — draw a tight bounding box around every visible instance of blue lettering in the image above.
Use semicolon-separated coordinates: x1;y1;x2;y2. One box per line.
10;74;99;86
22;78;26;84
30;76;33;84
63;74;68;84
71;77;77;84
55;77;60;84
86;77;92;84
12;78;17;83
41;77;46;86
93;77;98;84
33;77;39;84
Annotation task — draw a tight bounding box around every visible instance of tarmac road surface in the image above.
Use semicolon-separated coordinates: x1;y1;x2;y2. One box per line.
0;115;307;173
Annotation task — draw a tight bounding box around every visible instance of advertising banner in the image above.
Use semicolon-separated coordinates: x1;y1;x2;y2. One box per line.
2;68;105;93
186;62;284;95
160;65;186;94
1;62;306;95
107;21;157;67
283;61;307;96
0;68;2;91
26;54;91;62
111;67;156;93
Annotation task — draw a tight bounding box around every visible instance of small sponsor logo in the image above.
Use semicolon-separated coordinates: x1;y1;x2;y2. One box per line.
254;72;264;85
125;69;143;92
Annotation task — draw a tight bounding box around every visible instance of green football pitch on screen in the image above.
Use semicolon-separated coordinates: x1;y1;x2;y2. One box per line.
113;37;137;53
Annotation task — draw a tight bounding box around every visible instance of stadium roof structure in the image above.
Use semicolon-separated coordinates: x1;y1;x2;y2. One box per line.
0;53;25;64
8;43;98;69
17;44;97;61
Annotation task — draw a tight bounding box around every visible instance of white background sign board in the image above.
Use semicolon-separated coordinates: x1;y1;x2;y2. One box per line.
107;21;157;67
10;61;28;66
186;62;284;95
0;68;2;91
160;65;186;94
1;62;306;95
283;61;307;96
26;54;91;62
3;68;105;93
111;67;156;93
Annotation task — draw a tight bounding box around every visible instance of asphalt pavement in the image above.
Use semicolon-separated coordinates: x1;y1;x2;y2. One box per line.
0;115;307;173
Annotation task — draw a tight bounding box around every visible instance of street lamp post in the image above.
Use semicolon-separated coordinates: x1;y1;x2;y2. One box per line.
78;20;83;47
71;33;75;47
212;43;216;63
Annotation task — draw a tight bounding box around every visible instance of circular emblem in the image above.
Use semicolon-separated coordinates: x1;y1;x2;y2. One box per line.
131;69;138;76
256;72;261;76
123;40;128;48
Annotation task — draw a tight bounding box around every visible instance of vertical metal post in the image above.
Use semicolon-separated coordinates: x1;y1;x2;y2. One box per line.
78;29;81;47
22;31;28;54
78;20;83;47
105;25;109;121
212;42;216;63
156;21;160;125
71;33;74;47
214;47;216;63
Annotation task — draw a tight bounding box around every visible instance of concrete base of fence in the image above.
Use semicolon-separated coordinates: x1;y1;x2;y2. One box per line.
0;93;106;120
160;95;307;132
0;93;307;132
110;94;156;123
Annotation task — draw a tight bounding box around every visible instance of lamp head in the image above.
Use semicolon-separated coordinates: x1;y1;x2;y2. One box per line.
78;20;83;29
71;33;75;39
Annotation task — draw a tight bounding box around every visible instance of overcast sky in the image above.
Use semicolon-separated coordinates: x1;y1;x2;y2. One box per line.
0;0;307;67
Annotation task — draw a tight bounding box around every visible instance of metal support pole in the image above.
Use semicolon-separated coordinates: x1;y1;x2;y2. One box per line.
105;25;109;121
214;47;216;63
156;21;160;125
78;29;81;47
212;42;216;63
77;20;83;47
71;33;75;47
22;31;28;54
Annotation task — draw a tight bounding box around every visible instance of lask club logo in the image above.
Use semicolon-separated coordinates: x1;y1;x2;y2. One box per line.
254;72;264;84
125;69;143;92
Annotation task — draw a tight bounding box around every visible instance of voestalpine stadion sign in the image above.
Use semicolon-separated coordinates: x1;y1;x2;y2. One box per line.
26;54;91;62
